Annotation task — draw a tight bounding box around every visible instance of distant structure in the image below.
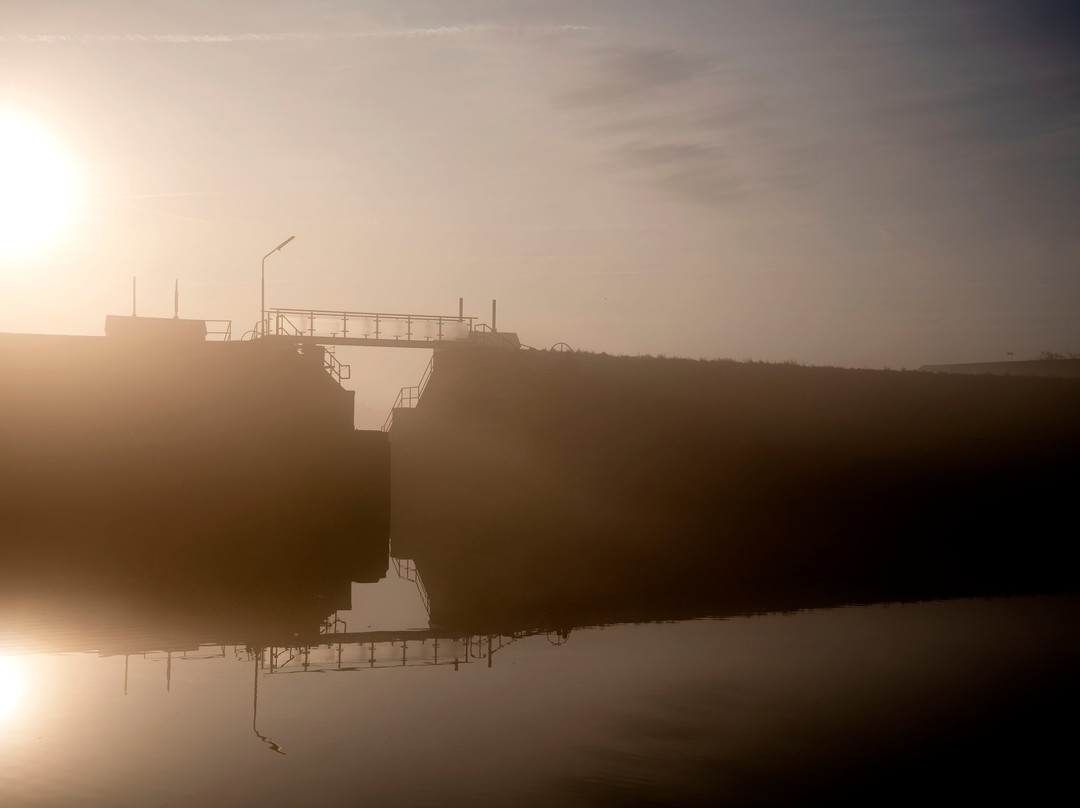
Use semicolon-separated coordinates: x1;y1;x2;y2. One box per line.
918;359;1080;378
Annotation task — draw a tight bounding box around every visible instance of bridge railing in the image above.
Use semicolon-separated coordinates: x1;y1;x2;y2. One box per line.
204;320;233;341
270;307;476;343
262;637;475;674
270;314;352;384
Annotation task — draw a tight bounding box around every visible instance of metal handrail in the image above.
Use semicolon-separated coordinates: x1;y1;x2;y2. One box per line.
204;320;233;341
392;557;431;615
323;347;351;383
472;323;520;349
320;614;348;636
268;307;476;342
382;355;434;432
274;311;306;337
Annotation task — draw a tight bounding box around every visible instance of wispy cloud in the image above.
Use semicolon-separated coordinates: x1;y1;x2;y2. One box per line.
556;43;767;209
1;25;597;45
557;45;718;108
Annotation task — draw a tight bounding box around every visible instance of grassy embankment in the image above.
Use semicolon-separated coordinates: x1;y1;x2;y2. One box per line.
391;350;1080;631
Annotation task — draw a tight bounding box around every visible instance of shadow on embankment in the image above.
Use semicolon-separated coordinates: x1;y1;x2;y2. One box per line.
391;350;1080;633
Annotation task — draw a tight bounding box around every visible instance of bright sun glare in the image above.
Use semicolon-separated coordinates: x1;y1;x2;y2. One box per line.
0;656;27;722
0;111;76;259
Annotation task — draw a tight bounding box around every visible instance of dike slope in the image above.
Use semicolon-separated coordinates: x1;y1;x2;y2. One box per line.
391;350;1080;631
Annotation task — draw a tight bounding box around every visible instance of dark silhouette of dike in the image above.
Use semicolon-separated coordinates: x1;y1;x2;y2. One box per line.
391;350;1080;632
0;316;389;597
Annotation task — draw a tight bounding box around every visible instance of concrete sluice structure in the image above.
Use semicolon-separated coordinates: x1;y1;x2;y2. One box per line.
0;316;390;594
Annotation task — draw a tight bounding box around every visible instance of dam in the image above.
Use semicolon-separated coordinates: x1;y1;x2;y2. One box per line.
2;303;1078;618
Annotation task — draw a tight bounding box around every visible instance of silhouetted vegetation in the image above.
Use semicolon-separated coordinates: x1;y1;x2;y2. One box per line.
1038;349;1080;360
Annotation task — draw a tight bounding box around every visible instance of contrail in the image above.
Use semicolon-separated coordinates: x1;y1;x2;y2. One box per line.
1;25;597;45
85;192;220;201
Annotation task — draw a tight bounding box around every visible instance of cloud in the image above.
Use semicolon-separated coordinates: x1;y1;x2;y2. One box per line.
0;25;597;45
558;45;717;108
555;44;777;208
617;140;744;204
617;141;719;169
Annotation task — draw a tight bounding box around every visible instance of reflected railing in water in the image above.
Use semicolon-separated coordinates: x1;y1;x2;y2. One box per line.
116;632;569;691
254;628;566;676
391;556;430;616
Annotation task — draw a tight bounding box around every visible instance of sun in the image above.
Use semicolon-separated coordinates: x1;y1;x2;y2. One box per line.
0;111;77;259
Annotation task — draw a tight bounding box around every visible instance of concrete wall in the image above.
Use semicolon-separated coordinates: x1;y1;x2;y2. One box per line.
0;332;356;449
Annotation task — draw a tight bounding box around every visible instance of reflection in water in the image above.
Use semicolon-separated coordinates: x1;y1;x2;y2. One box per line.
252;654;286;755
0;657;26;723
1;521;1078;807
391;556;430;616
1;593;1077;807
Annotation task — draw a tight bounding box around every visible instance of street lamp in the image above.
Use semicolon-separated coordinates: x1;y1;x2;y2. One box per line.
261;235;295;336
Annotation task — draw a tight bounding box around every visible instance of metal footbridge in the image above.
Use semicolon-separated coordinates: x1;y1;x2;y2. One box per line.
256;306;520;351
242;302;524;430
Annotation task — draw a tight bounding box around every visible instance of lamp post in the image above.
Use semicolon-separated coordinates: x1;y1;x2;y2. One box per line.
261;235;295;336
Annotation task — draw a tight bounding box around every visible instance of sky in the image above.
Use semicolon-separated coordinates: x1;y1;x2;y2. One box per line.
1;1;1078;423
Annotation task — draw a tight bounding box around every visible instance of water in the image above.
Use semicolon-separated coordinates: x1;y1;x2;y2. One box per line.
2;567;1077;807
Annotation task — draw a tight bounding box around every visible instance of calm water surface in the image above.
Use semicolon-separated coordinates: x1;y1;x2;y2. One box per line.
1;568;1076;807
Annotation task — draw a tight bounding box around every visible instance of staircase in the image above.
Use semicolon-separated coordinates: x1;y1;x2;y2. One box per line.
382;355;433;432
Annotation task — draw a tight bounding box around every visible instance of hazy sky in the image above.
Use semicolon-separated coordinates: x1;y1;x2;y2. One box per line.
1;1;1078;420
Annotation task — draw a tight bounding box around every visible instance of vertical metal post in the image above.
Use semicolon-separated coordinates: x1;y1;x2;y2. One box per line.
459;298;463;321
375;314;380;340
491;300;497;332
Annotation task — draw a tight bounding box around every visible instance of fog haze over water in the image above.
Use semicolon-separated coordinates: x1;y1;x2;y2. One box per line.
2;559;1077;806
2;2;1080;804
